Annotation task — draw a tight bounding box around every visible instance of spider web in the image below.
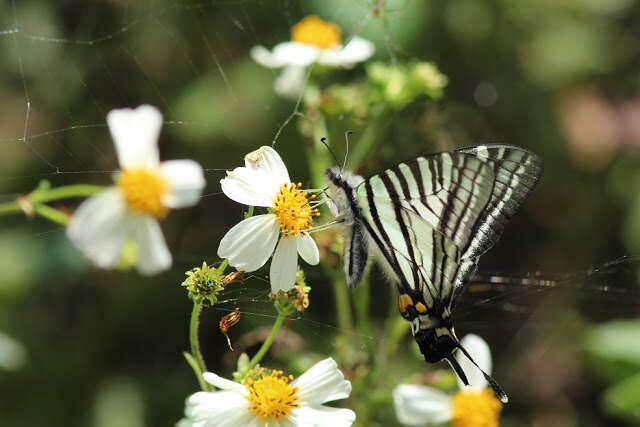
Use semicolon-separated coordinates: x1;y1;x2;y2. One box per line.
0;0;413;360
0;0;638;340
1;2;640;425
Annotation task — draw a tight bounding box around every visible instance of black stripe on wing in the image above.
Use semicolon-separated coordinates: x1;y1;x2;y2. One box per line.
455;144;543;259
384;152;496;258
358;173;463;311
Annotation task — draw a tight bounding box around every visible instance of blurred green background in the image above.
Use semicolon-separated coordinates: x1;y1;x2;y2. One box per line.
1;0;640;426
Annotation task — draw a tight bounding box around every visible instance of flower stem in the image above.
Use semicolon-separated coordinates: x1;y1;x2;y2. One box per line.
183;351;208;391
353;272;374;356
247;312;286;370
33;204;70;226
0;183;105;223
332;273;354;333
217;258;229;274
189;299;211;391
306;116;355;333
30;184;105;204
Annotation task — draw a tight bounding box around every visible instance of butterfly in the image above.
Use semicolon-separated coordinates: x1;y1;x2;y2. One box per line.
325;144;543;403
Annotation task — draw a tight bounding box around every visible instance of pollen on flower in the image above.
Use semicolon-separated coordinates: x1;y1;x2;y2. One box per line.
291;15;341;50
118;168;170;218
245;369;300;420
451;389;503;427
273;182;320;237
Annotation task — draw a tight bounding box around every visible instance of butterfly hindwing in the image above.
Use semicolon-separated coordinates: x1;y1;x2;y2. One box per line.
454;144;543;260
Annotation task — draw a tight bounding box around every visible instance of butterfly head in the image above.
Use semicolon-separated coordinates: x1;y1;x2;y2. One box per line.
324;167;364;218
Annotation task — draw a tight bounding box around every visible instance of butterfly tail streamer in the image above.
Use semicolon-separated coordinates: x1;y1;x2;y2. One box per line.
455;340;509;404
445;353;469;386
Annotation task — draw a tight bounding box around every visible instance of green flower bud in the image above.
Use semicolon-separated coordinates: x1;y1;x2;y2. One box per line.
181;261;224;304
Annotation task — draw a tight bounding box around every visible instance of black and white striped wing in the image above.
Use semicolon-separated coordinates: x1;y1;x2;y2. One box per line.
353;145;541;306
454;145;542;259
354;151;496;304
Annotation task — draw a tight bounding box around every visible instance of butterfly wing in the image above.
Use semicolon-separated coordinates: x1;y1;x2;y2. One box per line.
354;151;495;309
453;144;543;259
352;145;542;311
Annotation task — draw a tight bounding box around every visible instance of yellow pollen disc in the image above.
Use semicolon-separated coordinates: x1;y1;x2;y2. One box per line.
118;168;170;218
291;15;341;49
451;389;503;427
272;182;319;237
245;370;300;420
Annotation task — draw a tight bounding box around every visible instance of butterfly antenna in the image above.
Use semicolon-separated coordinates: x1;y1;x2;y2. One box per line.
342;130;353;173
454;341;509;404
320;137;341;171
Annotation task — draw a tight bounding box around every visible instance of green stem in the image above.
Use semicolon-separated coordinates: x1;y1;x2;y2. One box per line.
189;300;211;391
247;313;286;370
183;352;208;391
353;272;374;356
30;184;105;204
33;204;70;226
217;258;229;275
0;183;105;221
332;273;354;333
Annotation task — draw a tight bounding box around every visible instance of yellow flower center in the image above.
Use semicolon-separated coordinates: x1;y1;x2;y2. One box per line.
272;183;319;237
245;370;300;420
451;389;503;427
118;168;170;218
291;15;341;49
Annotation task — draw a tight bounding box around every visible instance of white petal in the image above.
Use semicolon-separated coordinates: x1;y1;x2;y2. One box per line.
244;146;290;186
160;159;206;208
392;384;452;426
202;372;246;393
318;37;375;67
221;146;290;208
250;45;284;68
175;418;192;427
296;233;319;265
221;167;280;207
271;42;320;67
217;215;280;272
133;216;172;275
107;105;162;169
289;406;356;427
274;66;306;100
291;358;351;405
186;391;251;427
455;334;492;391
270;237;298;292
66;188;131;269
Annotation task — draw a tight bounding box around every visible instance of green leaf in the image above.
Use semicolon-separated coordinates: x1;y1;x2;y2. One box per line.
583;320;640;382
603;373;640;423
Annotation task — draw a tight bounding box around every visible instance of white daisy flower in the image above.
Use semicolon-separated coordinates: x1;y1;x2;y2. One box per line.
393;334;503;427
184;357;355;427
250;15;375;98
217;146;320;293
67;105;206;276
